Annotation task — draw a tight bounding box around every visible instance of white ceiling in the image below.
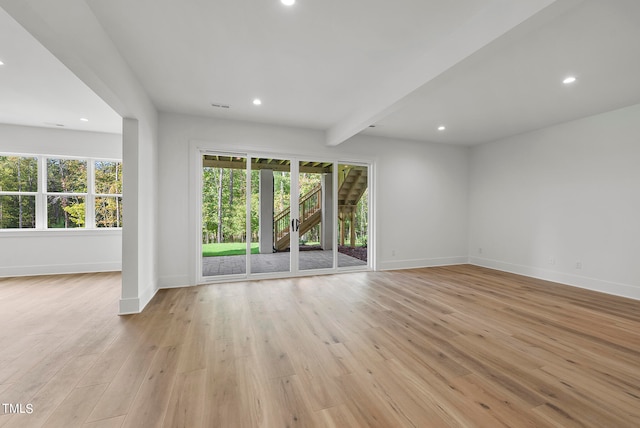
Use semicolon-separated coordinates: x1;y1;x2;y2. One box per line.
0;7;121;135
2;0;640;145
361;0;640;145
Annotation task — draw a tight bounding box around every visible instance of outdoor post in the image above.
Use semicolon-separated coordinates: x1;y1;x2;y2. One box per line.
259;169;274;253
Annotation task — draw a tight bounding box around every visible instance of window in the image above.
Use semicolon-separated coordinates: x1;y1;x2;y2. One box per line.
0;156;38;229
0;153;122;230
95;161;123;228
47;158;88;228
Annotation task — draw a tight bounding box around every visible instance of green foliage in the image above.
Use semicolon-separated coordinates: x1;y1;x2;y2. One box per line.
0;195;36;228
96;197;122;227
63;202;86;227
1;156;123;229
47;196;84;228
95;161;122;194
47;158;87;193
94;162;123;227
0;156;38;192
46;158;87;228
337;165;368;247
202;166;250;243
201;161;366;250
0;156;38;228
201;165;290;244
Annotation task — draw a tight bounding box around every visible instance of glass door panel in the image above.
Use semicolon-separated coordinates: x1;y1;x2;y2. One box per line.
298;161;334;271
250;157;291;274
201;155;248;277
337;163;368;268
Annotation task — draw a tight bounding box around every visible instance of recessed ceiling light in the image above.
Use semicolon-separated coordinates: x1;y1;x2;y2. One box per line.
80;118;89;122
281;0;295;6
563;76;577;84
0;60;4;66
252;98;262;106
438;125;446;131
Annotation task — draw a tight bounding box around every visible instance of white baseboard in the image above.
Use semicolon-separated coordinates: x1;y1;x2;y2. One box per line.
0;262;121;278
119;281;159;315
379;256;468;271
118;296;142;315
158;274;191;289
469;257;640;301
138;282;158;312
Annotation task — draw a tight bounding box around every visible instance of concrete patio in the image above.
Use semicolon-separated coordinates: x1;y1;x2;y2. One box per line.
202;249;366;276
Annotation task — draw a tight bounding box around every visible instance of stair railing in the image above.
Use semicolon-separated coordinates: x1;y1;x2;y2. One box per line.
273;184;322;249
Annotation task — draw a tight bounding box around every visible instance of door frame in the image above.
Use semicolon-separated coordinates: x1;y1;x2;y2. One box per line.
190;143;375;285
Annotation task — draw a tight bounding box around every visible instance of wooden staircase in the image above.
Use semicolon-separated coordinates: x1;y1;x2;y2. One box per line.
274;185;322;251
338;166;367;215
272;166;368;251
338;166;368;247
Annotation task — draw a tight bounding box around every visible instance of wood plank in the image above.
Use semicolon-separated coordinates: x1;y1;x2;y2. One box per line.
41;383;108;427
82;416;125;428
162;369;206;428
121;345;180;428
1;267;640;427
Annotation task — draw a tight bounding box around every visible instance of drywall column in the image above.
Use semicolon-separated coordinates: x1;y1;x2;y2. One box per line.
259;169;274;253
321;172;333;250
120;118;140;314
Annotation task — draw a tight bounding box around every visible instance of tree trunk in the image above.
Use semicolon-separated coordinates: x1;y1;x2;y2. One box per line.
279;175;284;212
217;168;223;243
229;169;234;206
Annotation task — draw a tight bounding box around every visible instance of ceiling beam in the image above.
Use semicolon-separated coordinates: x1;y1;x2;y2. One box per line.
325;0;560;146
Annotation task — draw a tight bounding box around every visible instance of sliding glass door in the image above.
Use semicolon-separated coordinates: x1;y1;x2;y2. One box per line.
250;157;291;274
298;160;334;271
199;152;369;281
201;155;248;277
337;163;368;268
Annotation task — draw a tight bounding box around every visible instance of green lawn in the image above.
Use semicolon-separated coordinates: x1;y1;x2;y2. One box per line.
202;242;260;257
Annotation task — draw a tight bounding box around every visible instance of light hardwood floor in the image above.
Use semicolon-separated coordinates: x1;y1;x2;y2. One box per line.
0;265;639;427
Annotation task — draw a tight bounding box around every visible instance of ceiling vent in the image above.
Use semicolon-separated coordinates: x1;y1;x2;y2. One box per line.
211;103;230;109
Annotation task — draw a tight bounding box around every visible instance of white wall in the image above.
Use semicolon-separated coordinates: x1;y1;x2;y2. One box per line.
0;123;122;276
1;0;161;313
469;103;640;300
157;112;470;288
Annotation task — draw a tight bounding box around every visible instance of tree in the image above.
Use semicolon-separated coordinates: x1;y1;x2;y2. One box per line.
217;168;223;242
47;159;87;228
95;161;123;227
202;165;249;245
0;156;37;229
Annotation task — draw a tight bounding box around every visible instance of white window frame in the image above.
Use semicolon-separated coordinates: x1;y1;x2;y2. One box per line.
93;159;123;229
0;152;122;231
188;141;376;286
0;154;39;229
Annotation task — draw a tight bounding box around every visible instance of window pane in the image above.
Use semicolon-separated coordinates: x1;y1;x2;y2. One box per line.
95;161;122;194
0;195;36;228
201;155;249;276
47;195;85;228
95;196;123;227
337;164;368;267
0;156;38;192
47;159;87;193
